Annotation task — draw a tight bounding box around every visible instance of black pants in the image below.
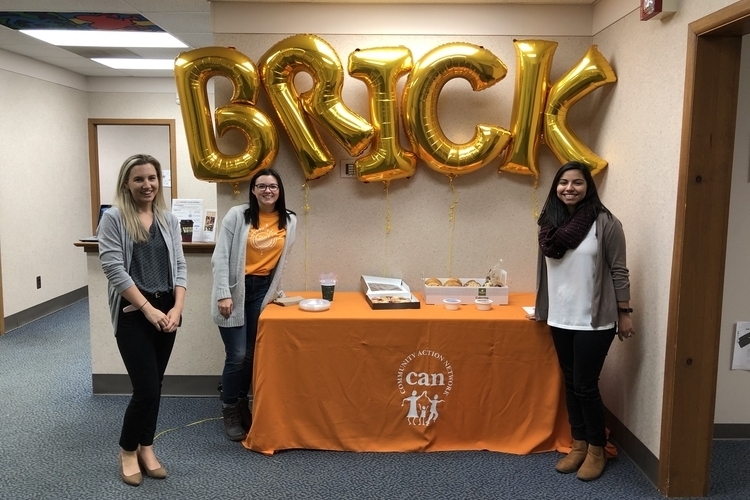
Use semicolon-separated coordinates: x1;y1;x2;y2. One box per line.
116;293;176;451
550;325;616;447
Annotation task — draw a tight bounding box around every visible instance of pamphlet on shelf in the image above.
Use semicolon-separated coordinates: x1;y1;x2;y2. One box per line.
202;209;217;242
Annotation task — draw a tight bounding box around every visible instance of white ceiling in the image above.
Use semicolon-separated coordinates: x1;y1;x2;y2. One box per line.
0;0;597;78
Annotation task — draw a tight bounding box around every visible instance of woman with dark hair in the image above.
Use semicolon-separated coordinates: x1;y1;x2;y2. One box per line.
98;154;187;486
535;161;635;481
211;168;296;441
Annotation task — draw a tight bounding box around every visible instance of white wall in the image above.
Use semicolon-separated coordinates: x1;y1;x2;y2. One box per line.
715;34;750;423
0;52;90;316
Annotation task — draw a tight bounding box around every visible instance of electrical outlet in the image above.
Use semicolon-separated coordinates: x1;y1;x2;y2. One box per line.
339;159;357;178
36;276;41;289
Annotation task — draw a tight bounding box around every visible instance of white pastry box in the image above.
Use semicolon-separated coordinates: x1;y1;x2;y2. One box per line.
360;275;420;310
422;278;509;305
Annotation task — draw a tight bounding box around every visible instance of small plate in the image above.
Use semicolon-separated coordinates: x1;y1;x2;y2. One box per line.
299;298;331;312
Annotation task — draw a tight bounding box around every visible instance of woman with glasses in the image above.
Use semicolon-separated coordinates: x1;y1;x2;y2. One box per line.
98;154;187;486
211;168;297;441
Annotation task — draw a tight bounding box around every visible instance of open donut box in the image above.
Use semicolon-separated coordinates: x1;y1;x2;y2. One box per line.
360;275;421;310
422;277;509;305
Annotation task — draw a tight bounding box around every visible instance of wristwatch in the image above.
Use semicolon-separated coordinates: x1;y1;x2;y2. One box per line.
618;307;633;314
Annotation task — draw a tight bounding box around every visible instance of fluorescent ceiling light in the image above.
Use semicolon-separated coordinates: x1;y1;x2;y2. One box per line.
93;58;174;70
20;30;186;48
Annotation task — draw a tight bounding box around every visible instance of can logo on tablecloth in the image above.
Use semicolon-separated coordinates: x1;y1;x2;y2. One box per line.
396;349;453;427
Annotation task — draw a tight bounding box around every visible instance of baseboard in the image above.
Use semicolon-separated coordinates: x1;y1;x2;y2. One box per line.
713;423;750;439
93;374;222;397
3;286;88;332
605;407;659;487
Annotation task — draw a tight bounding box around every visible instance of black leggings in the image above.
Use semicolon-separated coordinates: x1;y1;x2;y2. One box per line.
116;294;176;451
550;325;616;446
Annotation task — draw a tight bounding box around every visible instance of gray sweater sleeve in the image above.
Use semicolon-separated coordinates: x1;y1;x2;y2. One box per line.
98;208;134;294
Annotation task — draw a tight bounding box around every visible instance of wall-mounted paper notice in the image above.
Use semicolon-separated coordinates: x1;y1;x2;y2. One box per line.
731;321;750;370
171;199;204;242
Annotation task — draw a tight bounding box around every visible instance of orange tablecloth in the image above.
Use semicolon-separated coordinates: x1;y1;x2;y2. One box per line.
244;292;571;455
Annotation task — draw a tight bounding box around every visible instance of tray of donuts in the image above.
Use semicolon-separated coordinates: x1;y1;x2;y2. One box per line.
422;277;508;305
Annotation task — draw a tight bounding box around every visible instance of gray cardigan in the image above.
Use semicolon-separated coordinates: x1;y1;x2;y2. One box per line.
535;212;630;329
210;204;297;327
98;207;188;334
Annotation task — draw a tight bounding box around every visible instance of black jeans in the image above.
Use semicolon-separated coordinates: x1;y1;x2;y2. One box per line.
116;293;176;451
550;325;616;447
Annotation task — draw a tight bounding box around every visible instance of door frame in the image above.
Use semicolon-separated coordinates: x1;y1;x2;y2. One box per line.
659;1;750;496
87;118;177;233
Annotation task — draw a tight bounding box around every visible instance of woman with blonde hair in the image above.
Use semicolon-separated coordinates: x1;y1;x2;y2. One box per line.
98;154;187;486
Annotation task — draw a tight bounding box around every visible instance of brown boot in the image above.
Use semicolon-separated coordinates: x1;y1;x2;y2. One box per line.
555;439;588;473
577;445;606;481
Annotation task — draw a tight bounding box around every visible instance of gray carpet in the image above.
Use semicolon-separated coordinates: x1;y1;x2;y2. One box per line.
1;300;748;499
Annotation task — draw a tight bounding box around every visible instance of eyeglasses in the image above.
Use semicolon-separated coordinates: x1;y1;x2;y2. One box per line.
255;184;279;192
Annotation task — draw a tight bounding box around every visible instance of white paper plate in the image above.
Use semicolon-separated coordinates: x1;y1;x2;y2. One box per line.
299;298;331;312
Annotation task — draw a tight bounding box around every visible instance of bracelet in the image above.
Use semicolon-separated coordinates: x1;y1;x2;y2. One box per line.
138;300;148;310
618;307;633;314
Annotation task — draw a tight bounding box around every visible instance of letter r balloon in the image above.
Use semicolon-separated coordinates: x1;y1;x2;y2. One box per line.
260;34;374;180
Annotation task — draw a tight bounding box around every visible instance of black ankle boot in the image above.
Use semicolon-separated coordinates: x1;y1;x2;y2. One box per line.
222;403;247;441
238;397;252;432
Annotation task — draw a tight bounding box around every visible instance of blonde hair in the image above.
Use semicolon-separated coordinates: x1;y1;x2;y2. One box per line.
113;154;168;243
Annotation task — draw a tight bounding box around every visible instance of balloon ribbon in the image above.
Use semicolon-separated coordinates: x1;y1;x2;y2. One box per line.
383;181;391;276
303;182;311;291
447;175;458;277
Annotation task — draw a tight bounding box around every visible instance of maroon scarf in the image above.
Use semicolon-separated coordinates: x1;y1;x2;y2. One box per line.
539;204;598;259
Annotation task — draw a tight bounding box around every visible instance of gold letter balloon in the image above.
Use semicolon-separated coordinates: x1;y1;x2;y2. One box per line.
260;34;374;180
403;43;511;176
544;45;617;175
349;46;416;183
499;40;558;179
174;47;278;183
